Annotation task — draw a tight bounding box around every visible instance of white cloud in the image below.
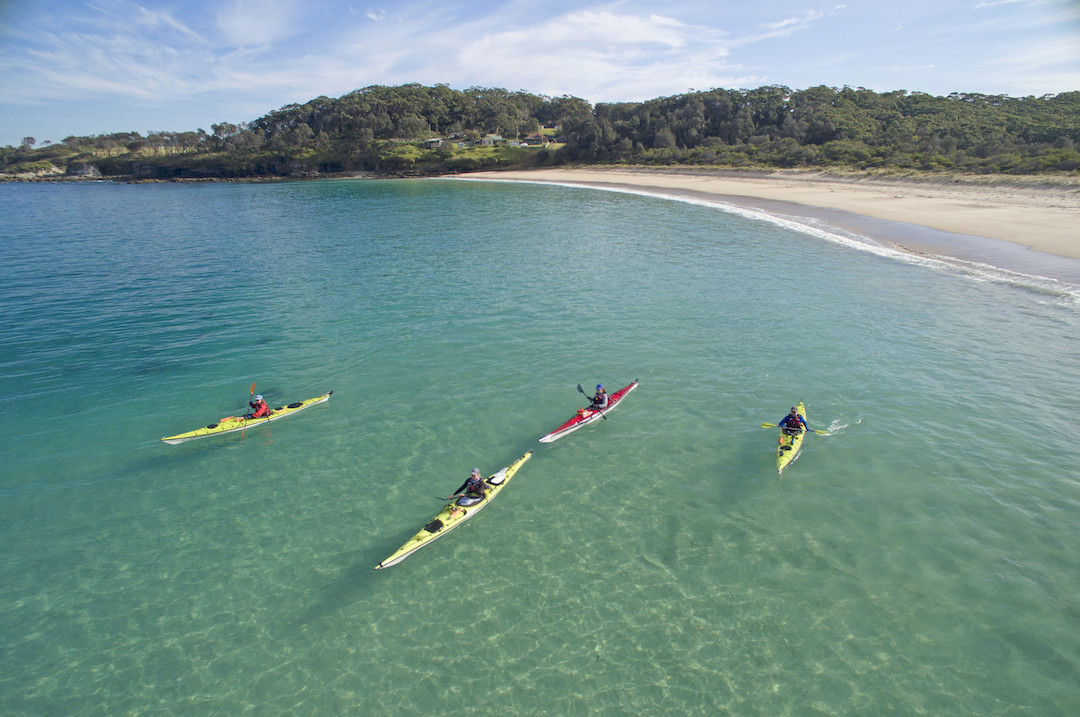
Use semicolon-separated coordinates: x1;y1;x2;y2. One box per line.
762;10;824;32
444;10;739;100
290;7;745;102
7;26;201;101
458;11;701;65
2;0;1077;145
985;35;1080;74
214;0;304;48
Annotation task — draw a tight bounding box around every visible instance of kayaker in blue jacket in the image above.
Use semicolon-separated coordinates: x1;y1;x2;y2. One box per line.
778;407;808;435
590;385;609;410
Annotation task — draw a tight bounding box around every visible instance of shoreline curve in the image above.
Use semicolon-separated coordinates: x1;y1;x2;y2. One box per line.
457;167;1080;283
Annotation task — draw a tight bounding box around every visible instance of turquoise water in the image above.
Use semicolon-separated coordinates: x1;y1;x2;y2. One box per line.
2;178;1079;715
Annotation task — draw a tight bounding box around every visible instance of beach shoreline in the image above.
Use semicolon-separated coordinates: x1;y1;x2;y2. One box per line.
459;167;1080;279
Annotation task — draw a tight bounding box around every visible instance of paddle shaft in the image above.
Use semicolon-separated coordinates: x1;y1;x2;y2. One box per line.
760;422;826;435
243;382;257;437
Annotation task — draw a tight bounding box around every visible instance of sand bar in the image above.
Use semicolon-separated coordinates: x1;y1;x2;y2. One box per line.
462;168;1080;268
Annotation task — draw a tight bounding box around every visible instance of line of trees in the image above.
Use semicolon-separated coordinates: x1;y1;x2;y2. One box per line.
3;83;1078;179
564;86;1080;173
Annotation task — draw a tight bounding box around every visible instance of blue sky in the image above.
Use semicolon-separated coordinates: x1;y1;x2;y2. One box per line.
1;0;1078;147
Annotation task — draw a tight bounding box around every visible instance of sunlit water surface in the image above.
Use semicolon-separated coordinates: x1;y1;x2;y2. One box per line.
1;178;1078;715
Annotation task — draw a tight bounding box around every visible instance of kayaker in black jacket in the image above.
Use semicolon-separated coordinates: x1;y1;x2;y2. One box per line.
451;468;488;504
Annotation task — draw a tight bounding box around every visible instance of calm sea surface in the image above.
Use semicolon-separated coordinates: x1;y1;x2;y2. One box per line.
2;178;1079;716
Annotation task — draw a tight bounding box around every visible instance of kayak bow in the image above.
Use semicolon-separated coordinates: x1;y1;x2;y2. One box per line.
375;451;533;570
160;391;333;444
538;380;638;443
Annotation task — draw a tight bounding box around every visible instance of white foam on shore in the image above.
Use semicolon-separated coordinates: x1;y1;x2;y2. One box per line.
451;176;1080;309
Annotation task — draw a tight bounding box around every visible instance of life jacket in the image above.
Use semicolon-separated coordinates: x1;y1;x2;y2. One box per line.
249;401;271;418
593;391;608;408
465;476;486;497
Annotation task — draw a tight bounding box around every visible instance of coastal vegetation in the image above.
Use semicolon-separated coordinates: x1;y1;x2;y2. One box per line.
3;83;1079;180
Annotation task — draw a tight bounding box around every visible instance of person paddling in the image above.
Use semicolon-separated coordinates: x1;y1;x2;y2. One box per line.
589;384;609;410
778;406;808;435
450;468;488;505
246;394;272;419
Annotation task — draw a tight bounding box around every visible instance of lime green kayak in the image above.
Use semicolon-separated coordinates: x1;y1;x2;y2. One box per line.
160;391;332;444
375;451;533;569
776;401;807;473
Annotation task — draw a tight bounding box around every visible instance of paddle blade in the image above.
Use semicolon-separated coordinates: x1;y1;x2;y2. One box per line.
250;382;257;396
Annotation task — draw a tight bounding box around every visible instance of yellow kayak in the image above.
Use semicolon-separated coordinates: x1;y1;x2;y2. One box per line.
375;451;533;569
160;391;332;444
776;401;807;473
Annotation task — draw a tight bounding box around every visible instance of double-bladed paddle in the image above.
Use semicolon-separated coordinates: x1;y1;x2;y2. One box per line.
760;422;828;435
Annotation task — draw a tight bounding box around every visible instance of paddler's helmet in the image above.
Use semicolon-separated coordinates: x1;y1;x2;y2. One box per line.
790;407;798;414
470;468;481;477
253;395;263;403
596;384;604;390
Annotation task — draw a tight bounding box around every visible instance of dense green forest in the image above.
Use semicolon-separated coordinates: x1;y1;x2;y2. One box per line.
3;83;1079;180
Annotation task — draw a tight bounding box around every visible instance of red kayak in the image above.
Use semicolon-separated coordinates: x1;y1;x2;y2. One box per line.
538;380;639;443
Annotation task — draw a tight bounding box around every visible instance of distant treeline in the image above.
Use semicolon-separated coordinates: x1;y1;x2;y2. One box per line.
3;83;1079;179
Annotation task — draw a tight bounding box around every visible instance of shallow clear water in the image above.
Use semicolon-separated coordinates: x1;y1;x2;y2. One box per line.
2;178;1079;715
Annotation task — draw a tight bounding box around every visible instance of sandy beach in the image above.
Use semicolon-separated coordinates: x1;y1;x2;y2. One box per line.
463;168;1080;267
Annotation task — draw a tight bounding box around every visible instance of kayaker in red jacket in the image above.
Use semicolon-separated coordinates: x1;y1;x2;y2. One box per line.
246;395;271;419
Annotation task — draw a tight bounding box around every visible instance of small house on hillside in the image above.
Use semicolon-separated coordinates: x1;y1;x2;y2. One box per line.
480;134;506;146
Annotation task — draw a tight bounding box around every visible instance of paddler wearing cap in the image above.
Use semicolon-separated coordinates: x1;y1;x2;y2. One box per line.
589;384;609;410
449;468;489;504
778;406;808;436
245;394;272;419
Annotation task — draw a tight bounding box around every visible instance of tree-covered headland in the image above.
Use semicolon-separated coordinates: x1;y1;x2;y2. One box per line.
3;83;1078;180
